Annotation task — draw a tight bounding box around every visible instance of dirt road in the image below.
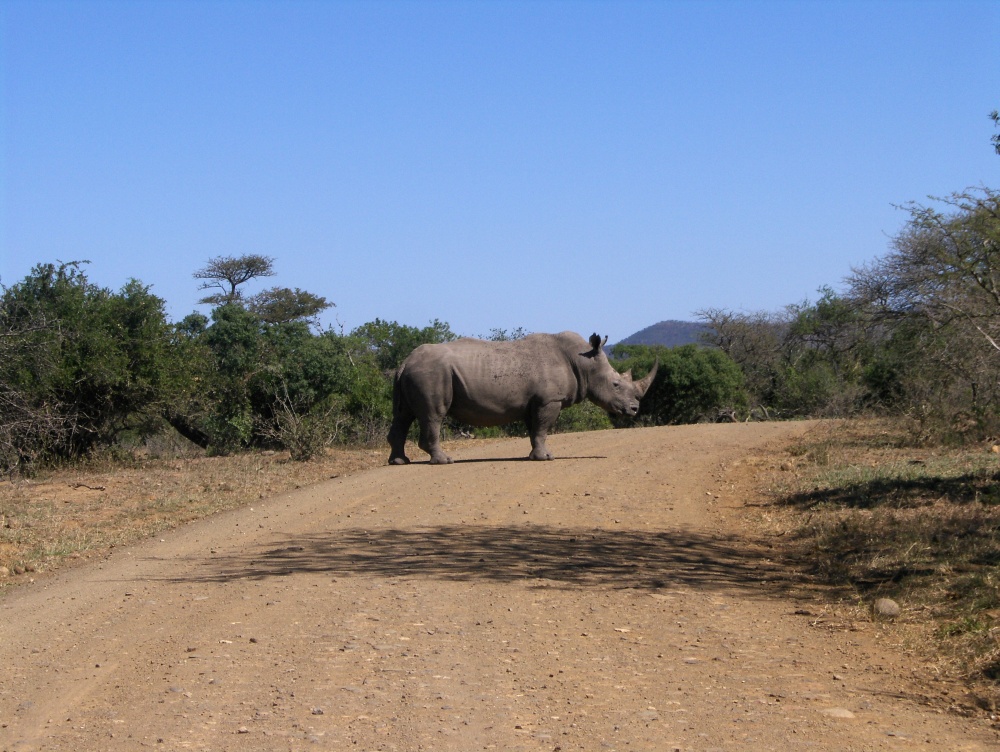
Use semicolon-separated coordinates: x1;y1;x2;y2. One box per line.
1;423;996;751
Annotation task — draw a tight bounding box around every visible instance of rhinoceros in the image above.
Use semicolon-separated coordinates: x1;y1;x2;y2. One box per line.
387;331;657;465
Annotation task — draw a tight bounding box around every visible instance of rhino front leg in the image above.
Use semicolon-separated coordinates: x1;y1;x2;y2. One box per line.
527;402;562;461
417;415;454;464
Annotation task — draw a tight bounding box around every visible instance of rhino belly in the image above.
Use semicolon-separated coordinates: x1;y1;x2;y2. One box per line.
448;397;525;427
447;373;530;426
443;356;566;427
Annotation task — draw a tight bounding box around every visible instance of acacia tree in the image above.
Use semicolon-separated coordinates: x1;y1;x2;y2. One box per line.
194;255;332;326
181;255;367;455
194;254;276;306
849;187;1000;438
850;189;1000;353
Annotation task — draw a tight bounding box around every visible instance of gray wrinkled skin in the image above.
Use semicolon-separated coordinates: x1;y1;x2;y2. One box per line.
388;331;657;465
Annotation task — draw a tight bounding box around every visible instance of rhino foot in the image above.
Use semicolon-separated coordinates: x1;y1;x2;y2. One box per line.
528;449;554;461
429;453;454;465
388;455;410;466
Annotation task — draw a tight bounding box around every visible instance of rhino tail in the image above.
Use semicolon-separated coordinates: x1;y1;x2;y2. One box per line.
392;364;403;415
391;364;411;420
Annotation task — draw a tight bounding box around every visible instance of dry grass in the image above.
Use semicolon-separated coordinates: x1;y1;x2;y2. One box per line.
0;436;503;588
744;418;1000;695
0;445;391;586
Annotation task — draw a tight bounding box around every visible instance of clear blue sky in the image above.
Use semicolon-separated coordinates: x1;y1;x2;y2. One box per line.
2;0;998;341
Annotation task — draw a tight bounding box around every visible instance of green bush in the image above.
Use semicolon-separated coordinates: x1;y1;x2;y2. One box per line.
556;401;613;433
610;344;746;425
0;262;175;467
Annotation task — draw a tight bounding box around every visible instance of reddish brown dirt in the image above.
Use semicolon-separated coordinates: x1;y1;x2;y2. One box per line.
1;423;997;751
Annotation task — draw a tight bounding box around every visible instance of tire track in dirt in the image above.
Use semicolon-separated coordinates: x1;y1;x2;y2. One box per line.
1;423;996;751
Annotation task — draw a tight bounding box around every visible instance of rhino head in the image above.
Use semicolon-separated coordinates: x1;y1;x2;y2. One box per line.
584;333;658;417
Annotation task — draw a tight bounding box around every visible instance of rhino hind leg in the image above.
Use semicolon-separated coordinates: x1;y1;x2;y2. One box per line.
417;416;453;464
387;428;410;465
387;417;412;465
387;391;415;465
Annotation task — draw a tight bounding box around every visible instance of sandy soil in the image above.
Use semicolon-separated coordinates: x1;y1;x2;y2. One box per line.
1;423;997;751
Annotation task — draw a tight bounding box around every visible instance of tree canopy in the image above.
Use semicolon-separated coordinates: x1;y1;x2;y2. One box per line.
194;254;276;306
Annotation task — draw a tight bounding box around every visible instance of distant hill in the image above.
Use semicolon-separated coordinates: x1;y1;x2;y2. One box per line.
615;320;710;348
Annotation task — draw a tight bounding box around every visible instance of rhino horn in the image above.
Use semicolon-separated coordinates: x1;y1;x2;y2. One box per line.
634;360;658;397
